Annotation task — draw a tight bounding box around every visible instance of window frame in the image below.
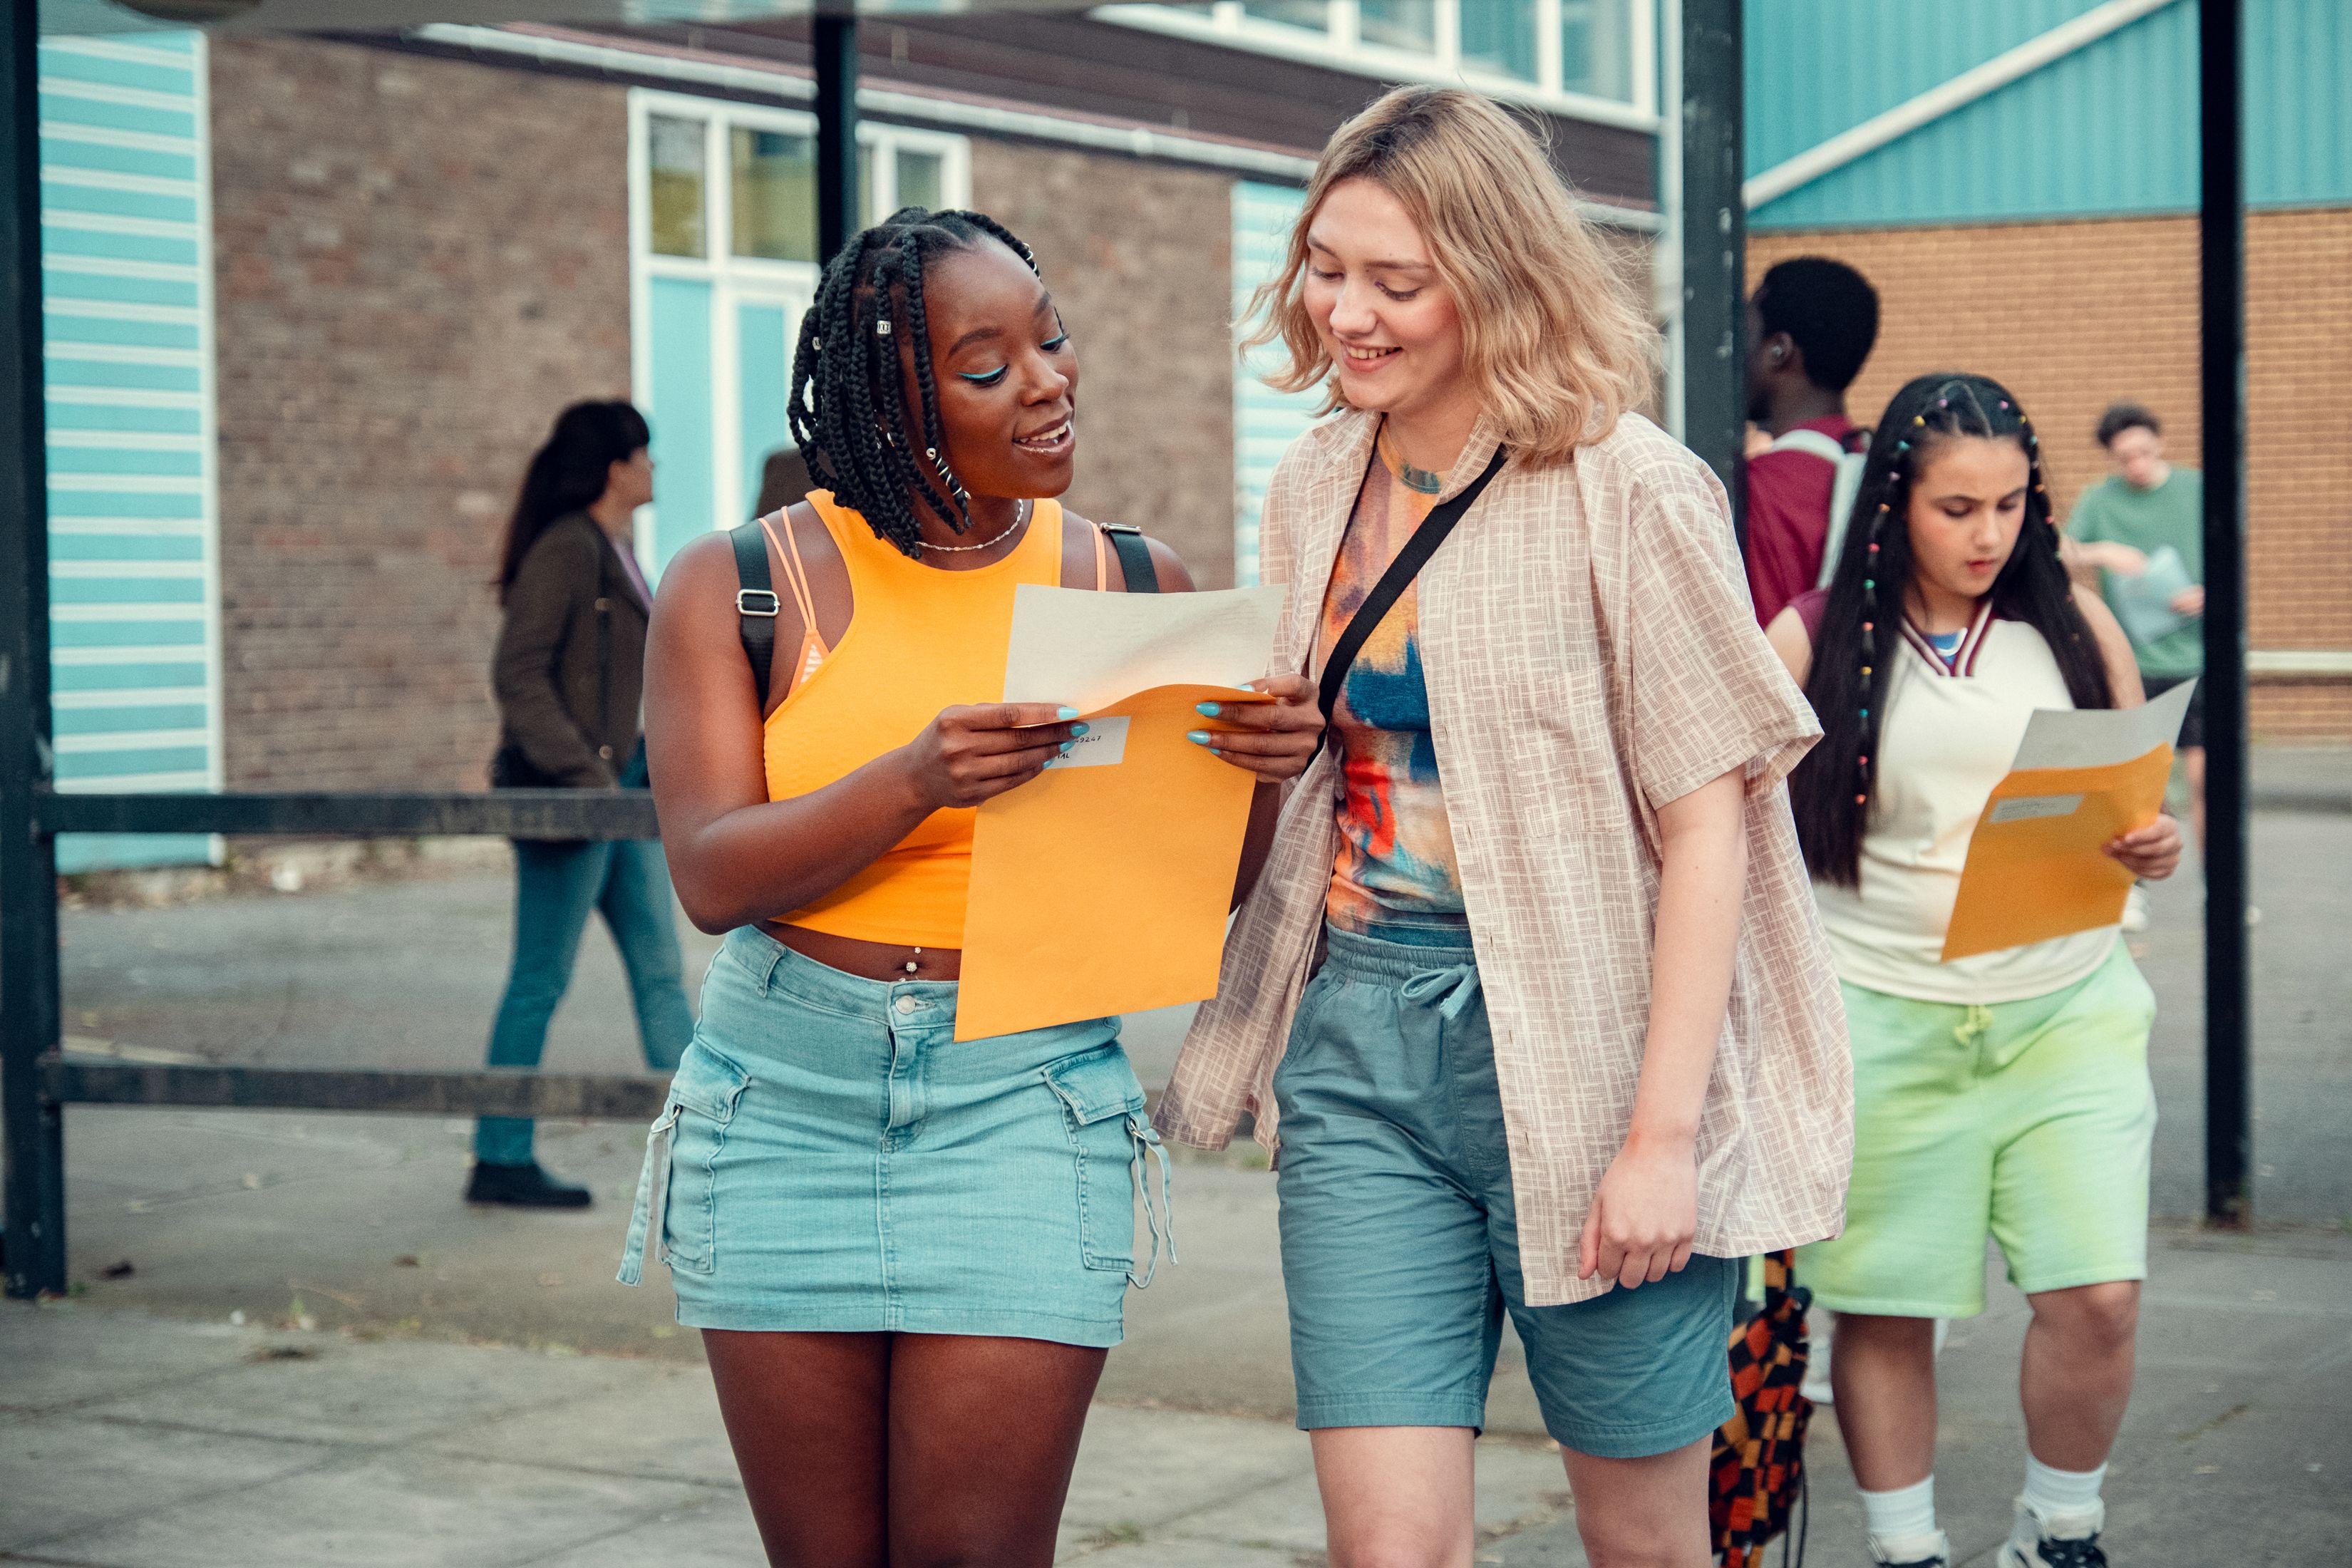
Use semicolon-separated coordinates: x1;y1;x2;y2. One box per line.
1093;0;1657;128
626;91;970;555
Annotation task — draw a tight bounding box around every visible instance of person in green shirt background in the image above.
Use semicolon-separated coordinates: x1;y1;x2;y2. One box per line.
2065;402;2206;856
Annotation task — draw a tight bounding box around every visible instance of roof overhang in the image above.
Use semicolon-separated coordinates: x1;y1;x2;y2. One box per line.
40;0;1110;38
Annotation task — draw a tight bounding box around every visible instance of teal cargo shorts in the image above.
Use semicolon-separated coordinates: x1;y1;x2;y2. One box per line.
1272;925;1738;1459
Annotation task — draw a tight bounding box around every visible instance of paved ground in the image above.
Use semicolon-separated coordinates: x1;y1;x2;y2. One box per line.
5;748;2346;1563
6;1222;2347;1566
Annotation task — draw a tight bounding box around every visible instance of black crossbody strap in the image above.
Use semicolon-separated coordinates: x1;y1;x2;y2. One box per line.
731;520;780;708
1318;445;1509;724
1100;523;1159;593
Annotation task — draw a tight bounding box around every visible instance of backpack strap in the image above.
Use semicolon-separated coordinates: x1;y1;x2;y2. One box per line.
1098;522;1158;593
731;519;780;710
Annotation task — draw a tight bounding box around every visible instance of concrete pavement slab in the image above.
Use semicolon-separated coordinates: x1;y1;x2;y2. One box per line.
0;1308;254;1415
425;1361;737;1485
0;1417;331;1554
78;1331;644;1448
1066;1539;1304;1565
534;1492;763;1568
1058;1402;1313;1538
32;1448;705;1568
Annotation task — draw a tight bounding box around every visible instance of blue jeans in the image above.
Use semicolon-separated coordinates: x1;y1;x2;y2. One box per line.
475;787;694;1165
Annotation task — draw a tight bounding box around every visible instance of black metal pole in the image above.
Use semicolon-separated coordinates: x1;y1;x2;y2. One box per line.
1;0;66;1299
814;13;859;267
2199;0;2251;1228
1681;0;1745;542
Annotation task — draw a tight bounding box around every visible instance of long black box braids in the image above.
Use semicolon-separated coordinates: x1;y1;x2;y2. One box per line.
785;207;1043;559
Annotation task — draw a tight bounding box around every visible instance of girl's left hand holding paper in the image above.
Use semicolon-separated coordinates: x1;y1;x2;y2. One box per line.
1187;674;1324;783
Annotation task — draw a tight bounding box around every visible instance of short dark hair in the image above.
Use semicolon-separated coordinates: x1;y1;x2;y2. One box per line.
2096;403;2161;447
1754;257;1880;391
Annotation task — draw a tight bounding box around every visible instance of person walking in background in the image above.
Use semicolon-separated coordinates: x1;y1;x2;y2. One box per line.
751;444;813;520
1162;88;1851;1568
1744;257;1881;626
2065;403;2207;854
471;400;695;1209
1765;374;2184;1568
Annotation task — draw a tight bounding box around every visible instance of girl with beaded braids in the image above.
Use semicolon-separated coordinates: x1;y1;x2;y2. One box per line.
629;207;1326;1567
1764;373;2183;1568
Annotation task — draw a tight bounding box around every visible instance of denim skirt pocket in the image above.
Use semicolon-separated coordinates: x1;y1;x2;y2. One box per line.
1043;1046;1147;1276
659;1041;751;1276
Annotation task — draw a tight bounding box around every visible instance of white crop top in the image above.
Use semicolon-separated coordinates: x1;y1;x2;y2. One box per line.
1813;606;2119;1004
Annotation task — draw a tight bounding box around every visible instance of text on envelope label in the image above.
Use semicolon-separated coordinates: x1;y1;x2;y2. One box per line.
1042;716;1131;770
1989;793;2085;825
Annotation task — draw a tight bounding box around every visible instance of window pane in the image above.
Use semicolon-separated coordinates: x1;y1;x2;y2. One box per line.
731;127;815;262
895;148;944;215
648;114;706;258
859;143;876;227
1357;0;1434;52
1239;1;1331;33
1561;0;1634;100
1458;0;1539;82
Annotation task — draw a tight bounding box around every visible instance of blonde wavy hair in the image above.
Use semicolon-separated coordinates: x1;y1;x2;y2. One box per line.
1242;86;1656;463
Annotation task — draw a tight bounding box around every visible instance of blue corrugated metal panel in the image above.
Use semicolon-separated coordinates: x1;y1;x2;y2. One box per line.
41;31;218;873
1749;0;2352;229
1232;182;1322;588
1744;0;2106;175
2246;0;2352;206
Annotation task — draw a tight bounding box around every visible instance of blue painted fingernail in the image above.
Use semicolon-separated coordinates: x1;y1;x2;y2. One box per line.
1057;706;1080;721
1068;721;1088;737
1196;702;1222;717
1187;730;1212;746
1059;740;1076;754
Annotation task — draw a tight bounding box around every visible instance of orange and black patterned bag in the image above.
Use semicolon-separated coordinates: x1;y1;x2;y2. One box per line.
1711;1250;1813;1567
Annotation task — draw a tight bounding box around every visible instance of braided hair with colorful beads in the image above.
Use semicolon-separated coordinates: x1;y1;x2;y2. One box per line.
1788;371;2114;886
785;207;1047;559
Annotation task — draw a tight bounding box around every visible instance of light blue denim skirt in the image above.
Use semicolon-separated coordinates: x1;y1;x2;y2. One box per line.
618;925;1170;1346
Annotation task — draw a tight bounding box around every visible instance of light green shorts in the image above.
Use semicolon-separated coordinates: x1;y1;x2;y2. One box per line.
1801;944;2157;1318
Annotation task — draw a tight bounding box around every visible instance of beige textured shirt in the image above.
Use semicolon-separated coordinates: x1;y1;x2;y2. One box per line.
1158;409;1854;1306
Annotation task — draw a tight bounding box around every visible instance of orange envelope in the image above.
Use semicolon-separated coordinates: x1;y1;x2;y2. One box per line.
1940;680;2195;962
954;685;1272;1041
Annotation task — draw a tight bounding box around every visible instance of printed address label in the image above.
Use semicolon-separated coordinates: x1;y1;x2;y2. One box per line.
1989;793;2085;824
1042;715;1130;770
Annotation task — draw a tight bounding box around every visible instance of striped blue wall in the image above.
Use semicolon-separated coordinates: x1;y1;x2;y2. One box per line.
1232;181;1321;587
1748;0;2352;229
41;31;219;872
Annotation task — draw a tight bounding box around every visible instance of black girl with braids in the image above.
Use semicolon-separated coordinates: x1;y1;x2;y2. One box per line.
634;209;1326;1568
1761;371;2184;1568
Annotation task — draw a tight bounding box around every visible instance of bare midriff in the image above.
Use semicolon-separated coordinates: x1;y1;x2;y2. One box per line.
767;922;965;982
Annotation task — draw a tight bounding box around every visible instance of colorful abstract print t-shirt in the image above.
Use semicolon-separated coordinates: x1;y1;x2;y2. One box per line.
1316;425;1470;944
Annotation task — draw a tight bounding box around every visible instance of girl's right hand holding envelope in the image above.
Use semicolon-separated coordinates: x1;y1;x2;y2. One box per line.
1187;673;1324;783
2102;813;2184;881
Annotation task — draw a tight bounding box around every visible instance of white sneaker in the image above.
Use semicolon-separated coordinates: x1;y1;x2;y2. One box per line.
1869;1530;1951;1567
2121;886;2151;932
1997;1498;2109;1567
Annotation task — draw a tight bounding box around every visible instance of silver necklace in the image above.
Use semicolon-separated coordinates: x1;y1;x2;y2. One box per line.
917;497;1031;553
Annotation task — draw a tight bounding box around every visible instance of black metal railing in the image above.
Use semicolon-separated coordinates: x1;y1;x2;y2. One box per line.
4;788;670;1299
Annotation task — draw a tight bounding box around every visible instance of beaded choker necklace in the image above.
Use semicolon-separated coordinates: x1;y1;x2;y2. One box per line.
916;497;1031;554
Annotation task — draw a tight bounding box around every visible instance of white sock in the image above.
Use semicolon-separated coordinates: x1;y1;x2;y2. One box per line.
2021;1455;2105;1523
1859;1475;1938;1544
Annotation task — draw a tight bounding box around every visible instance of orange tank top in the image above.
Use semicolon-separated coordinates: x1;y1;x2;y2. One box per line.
762;490;1068;949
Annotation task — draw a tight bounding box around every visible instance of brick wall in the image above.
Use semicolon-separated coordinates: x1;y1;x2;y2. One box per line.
210;39;632;790
971;142;1239;587
1751;210;2352;740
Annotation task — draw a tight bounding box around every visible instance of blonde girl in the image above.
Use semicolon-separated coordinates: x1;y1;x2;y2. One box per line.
1160;88;1852;1568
